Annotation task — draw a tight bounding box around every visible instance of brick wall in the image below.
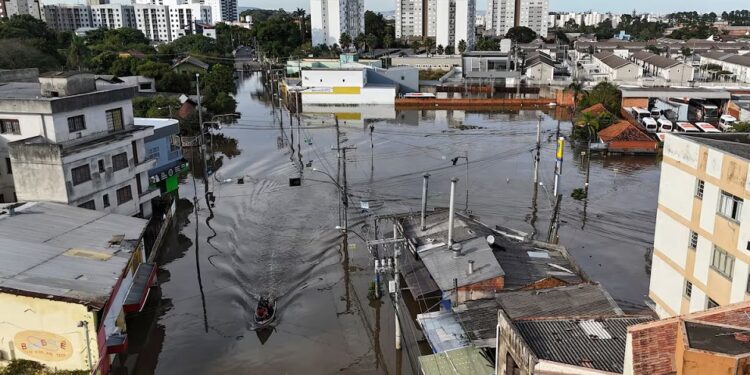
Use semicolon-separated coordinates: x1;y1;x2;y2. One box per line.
630;320;678;375
622;97;648;109
519;277;568;291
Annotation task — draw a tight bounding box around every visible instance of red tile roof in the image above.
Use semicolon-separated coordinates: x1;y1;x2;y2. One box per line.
598;121;658;153
581;103;612;117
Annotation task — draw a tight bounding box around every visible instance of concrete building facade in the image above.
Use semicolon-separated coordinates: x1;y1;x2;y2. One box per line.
41;4;93;32
630;51;695;84
591;51;642;81
134;4;171;42
91;4;136;29
169;3;212;40
435;0;476;52
486;0;548;38
700;52;750;83
395;0;437;40
3;0;41;19
0;72;158;217
298;68;396;105
649;134;750;319
310;0;364;46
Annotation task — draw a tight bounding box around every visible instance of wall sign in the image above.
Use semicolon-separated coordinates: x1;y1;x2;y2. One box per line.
14;330;74;362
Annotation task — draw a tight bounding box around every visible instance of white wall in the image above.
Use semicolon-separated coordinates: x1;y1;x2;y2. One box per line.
694;236;712;285
48;99;134;143
689;286;707;313
658;163;695;221
649;254;685;318
730;259;749;303
302;69;366;88
664;133;700;169
654;209;689;269
435;0;451;50
706;149;723;179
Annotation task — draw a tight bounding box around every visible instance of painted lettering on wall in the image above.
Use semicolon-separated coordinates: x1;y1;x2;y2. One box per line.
14;330;74;361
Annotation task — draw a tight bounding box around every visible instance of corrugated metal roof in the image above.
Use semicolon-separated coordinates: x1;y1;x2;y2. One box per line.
0;202;147;308
515;317;652;373
455;283;624;345
593;52;635;70
418;346;494;375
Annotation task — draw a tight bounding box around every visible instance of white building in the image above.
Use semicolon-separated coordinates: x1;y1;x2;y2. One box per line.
486;0;547;38
3;0;41;19
590;51;642;81
649;133;750;318
0;72;159;217
297;67;397;105
169;3;212;39
310;0;364;47
395;0;437;39
91;4;137;29
700;52;750;83
41;4;92;32
204;0;236;23
134;4;171;42
436;0;476;52
630;51;695;84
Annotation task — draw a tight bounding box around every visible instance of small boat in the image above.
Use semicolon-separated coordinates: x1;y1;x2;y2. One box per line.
255;297;276;327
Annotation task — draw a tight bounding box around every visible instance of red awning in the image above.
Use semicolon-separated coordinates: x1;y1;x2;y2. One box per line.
106;333;128;354
123;262;156;313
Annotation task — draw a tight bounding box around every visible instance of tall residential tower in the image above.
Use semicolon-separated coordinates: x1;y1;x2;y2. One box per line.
486;0;548;38
435;0;476;52
310;0;364;46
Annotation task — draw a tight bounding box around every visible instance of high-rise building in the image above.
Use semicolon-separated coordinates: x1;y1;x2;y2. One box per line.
4;0;42;19
41;4;93;32
486;0;547;38
648;133;750;319
134;4;171;42
91;4;137;30
435;0;476;52
310;0;364;47
395;0;436;40
169;3;212;39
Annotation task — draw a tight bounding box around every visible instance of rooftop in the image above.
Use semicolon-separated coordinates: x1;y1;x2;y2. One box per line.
0;81;134;101
630;51;684;69
685;321;750;355
619;86;731;99
677;133;750;162
418;347;494;375
593;52;634;69
0;202;147;308
516;316;652;373
455;283;623;346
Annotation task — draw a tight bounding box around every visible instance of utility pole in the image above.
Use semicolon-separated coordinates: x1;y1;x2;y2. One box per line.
533;115;541;185
393;222;401;351
332;143;357;233
584;125;591;196
553;137;564;197
196;73;209;192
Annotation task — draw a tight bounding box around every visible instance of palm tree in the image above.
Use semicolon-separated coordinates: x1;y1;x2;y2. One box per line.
339;33;352;51
410;39;422;53
383;34;394;56
67;36;89;71
567;80;586;113
458;40;467;54
293;8;307;41
365;33;378;55
424;38;436;57
354;33;367;52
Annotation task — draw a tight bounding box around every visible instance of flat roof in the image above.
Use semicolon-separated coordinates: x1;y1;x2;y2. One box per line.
515;316;652;373
676;133;750;162
135;117;179;130
620;86;731;99
685;321;750;355
0;202;147;308
0;82;134;101
418;347;494;375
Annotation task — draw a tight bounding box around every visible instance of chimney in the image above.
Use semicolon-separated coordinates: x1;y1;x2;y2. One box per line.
420;173;430;231
447;177;459;246
468;260;475;274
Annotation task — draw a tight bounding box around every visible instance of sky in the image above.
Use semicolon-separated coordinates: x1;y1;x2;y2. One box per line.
239;0;748;14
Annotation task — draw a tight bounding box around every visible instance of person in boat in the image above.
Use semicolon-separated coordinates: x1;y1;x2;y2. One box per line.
257;298;273;319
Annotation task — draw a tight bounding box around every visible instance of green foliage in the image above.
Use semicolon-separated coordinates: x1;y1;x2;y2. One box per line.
578;81;621;115
251;10;304;58
436;44;444;55
571;188;587;201
505;26;537;43
0;359;88;375
722;10;750;26
136;60;171;79
363;11;395;50
165;34;223;56
646;45;662;54
665;12;719;40
733;122;750;132
445;45;455;55
419;69;448;80
200;64;236;114
458;40;467;53
109;57;137;76
339;32;352;50
206;91;237;115
475;36;500;51
0;15;65;70
617;14;668;41
0;39;62;70
157;71;192;93
133;95;180;118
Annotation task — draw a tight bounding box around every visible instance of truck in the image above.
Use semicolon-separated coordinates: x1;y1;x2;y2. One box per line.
688;99;720;124
652;98;687;122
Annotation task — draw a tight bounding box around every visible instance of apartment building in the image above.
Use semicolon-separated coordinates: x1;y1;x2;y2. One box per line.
41;4;93;32
206;0;236;23
310;0;364;46
435;0;476;51
0;72;158;217
169;3;212;39
486;0;547;38
134;4;171;42
91;4;136;29
649;133;750;319
630;51;694;84
590;51;642;81
700;52;750;83
3;0;41;19
395;0;437;39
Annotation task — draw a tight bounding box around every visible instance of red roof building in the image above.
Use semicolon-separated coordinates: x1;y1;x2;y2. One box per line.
598;121;659;154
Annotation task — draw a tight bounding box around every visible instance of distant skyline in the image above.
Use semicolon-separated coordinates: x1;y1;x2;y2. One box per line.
239;0;748;14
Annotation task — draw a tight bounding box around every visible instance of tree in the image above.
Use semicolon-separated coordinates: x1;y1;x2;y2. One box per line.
646;45;662;54
436;44;444;55
505;26;537;43
410;39;422;53
157;71;191;93
133;95;181;117
339;32;352;51
136;60;170;79
66;36;89;70
250;10;304;57
293;8;306;41
458;40;467;54
680;46;693;58
578;81;621;114
733;122;750;132
567;80;586;113
365;33;378;54
109;57;136;76
206;91;237;114
354;33;367;51
364;10;388;48
424;38;436;56
383;34;394;51
445;45;455;55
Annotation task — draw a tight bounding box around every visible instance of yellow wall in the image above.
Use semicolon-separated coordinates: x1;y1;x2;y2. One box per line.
681;350;738;375
305;86;362;95
0;293;98;371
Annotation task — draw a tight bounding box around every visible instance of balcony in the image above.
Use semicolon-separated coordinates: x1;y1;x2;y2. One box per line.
139;185;161;202
134;156;157;175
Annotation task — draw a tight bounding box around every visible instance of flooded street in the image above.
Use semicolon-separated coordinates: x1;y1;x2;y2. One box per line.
143;73;661;374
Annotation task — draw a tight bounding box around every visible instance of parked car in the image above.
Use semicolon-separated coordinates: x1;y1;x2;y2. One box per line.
642;117;658;133
657;118;673;132
718;115;737;132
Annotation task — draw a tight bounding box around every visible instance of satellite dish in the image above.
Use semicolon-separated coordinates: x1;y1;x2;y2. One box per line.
487;235;496;246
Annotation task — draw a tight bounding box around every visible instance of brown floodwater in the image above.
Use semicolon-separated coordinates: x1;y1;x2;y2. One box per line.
130;73;660;374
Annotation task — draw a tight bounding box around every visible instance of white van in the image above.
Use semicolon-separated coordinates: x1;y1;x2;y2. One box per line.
696;122;721;133
642;117;659;133
650;108;663;120
657;118;673;132
676;122;700;132
632;107;651;122
718;115;737;132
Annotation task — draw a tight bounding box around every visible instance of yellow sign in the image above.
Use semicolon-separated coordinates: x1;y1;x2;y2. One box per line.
556;137;564;161
14;330;74;362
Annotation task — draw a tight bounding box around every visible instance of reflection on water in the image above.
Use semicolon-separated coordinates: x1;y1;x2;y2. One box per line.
148;73;660;374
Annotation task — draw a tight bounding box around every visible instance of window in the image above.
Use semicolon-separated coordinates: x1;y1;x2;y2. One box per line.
684;280;692;297
689;231;698;249
707;298;719;309
98;159;105;173
695;180;704;199
0;119;20;134
78;200;96;210
5;158;11;174
711;246;735;279
719;191;743;222
103;194;110;208
112;152;128;171
116;185;132;205
106;108;124;132
67;115;86;132
71;164;91;185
